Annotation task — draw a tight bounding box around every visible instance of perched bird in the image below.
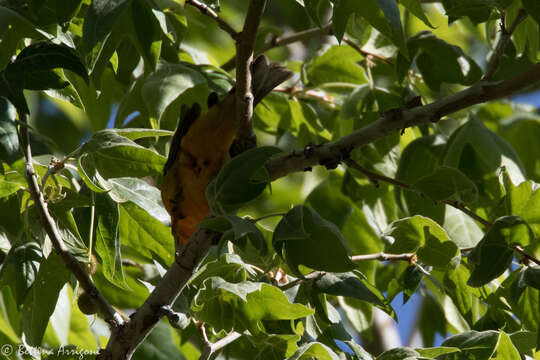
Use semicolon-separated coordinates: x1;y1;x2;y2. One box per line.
161;55;292;248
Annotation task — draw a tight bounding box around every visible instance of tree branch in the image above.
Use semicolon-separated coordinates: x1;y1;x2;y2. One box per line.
222;23;389;71
233;0;267;154
99;24;540;360
222;23;333;71
514;245;540;266
483;9;527;81
16;112;123;327
185;0;239;39
98;228;219;359
345;159;492;228
199;324;242;360
266;62;540;181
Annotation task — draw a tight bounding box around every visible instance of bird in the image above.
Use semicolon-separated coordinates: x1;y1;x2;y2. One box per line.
161;55;292;248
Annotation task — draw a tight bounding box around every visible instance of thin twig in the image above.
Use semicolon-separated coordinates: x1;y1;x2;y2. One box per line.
185;0;239;39
345;159;492;228
222;24;332;71
199;323;242;360
351;252;415;262
222;23;390;71
280;271;326;291
483;9;527;81
342;36;392;64
17;112;122;327
234;0;267;152
514;245;540;266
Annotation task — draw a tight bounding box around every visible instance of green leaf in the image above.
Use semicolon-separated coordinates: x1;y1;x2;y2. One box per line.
415;346;460;358
443;206;483;248
385;215;453;254
107;177;169;225
129;0;162;71
492;331;521;360
396;135;446;224
499;115;540;182
441;0;494;23
303;0;331;27
223;215;267;254
0;175;24;199
511;7;539;63
312;272;386;306
0;97;20;163
118;202;174;267
331;0;408;57
0;241;42;305
509;330;536;354
190;253;255;287
443;264;481;324
133;320;186;360
406;32;482;91
305;174;353;229
399;0;434;28
7;41;88;89
523;0;540;26
377;347;421;360
441;330;499;359
468;216;533;287
413;166;478;204
523;266;540;291
416;227;459;268
94;194;128;289
92;267;149;309
192;278;314;334
141;61;207;125
207;146;281;214
273;205;356;275
501;173;540;239
77;153;109;193
288;342;340;360
0;6;45;69
112;128;174;141
82;0;132;53
21;252;70;346
79;130;166;179
401;265;423;303
442;116;525;208
306;45;366;86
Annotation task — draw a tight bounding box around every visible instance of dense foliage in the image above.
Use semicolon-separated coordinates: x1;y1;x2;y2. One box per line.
1;0;540;359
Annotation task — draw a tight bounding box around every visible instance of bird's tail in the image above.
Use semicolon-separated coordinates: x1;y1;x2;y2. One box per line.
251;55;293;106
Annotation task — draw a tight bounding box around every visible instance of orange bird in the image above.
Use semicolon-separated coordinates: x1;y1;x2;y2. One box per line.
161;56;292;248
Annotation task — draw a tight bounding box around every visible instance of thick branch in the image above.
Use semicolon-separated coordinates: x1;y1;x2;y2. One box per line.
483;9;527;81
99;28;540;360
98;228;219;359
17;113;122;327
233;0;267;153
345;159;492;228
185;0;239;39
266;62;540;181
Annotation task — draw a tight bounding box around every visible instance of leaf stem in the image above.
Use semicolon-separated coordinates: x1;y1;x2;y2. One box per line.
250;212;287;222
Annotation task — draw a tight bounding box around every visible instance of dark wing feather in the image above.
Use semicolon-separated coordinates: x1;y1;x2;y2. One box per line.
163;102;201;175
